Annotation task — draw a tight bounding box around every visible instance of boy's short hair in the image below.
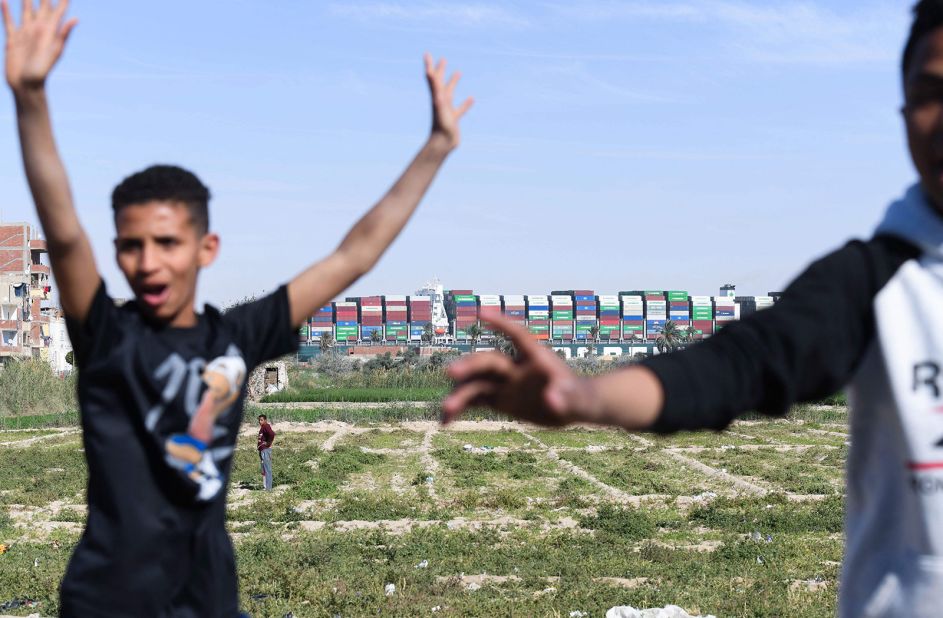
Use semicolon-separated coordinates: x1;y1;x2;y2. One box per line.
111;165;211;234
903;0;943;78
258;414;267;421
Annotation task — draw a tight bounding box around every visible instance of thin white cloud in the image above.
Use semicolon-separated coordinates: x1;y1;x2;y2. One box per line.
328;2;530;28
548;1;906;66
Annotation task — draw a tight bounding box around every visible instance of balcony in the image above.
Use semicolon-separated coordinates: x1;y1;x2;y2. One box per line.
30;263;50;275
29;239;47;252
0;344;25;357
0;319;18;330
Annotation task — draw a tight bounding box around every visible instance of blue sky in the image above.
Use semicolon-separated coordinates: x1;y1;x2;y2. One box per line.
0;1;916;306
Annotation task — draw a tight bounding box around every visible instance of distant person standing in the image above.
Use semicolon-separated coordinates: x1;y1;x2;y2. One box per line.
257;415;275;491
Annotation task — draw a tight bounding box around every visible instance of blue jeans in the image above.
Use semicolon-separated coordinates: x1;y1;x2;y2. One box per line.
259;448;273;491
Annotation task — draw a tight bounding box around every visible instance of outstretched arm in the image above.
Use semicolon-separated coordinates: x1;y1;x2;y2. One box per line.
442;314;664;429
286;54;473;327
3;0;97;322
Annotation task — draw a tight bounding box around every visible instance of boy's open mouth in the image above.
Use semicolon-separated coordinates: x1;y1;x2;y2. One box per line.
139;284;170;308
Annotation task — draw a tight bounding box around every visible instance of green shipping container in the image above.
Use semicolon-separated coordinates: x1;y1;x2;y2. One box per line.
528;325;550;332
622;325;644;331
666;291;688;301
453;295;476;302
552;311;574;320
299;326;309;337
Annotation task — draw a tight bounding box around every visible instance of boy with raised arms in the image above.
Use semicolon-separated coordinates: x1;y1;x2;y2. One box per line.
2;1;472;615
443;2;943;616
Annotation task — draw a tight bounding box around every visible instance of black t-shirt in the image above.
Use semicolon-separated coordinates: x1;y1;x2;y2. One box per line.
60;282;298;618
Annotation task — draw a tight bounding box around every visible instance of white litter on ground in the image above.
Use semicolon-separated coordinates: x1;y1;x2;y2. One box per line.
606;605;717;618
384;583;396;596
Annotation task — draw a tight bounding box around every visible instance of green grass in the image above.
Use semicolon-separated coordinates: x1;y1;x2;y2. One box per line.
261;387;448;403
246;404;507;424
0;440;86;507
0;429;66;440
559;449;725;496
0;411;79;429
0;414;849;617
433;430;537;450
691;447;846;495
344;429;425;450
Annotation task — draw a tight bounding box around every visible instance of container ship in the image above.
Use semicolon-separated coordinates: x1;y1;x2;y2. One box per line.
298;280;779;357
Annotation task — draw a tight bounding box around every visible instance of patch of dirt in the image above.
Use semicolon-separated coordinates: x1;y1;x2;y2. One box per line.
789;579;829;592
595;576;650;589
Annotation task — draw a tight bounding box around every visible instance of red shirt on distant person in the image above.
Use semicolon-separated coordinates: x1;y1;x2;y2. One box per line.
257;420;274;452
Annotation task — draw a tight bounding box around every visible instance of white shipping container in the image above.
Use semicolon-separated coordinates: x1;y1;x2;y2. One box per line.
551;295;573;305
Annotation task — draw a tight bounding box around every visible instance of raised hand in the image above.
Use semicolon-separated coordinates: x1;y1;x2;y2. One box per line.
3;0;77;92
424;53;473;150
442;313;601;426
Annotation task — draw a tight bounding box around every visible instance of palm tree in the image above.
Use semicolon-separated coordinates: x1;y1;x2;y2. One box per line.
421;322;434;345
370;329;382;345
655;320;683;354
319;331;335;353
587;324;600;356
493;333;516;357
466;323;482;350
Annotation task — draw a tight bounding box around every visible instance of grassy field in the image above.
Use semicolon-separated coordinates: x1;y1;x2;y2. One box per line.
0;406;848;617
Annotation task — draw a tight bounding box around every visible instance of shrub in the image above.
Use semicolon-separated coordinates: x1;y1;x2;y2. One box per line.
0;359;76;416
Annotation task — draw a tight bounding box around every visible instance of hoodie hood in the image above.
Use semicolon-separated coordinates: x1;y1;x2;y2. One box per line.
875;183;943;258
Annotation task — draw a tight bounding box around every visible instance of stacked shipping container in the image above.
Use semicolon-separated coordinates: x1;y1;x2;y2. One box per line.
478;295;501;340
598;295;620;340
642;290;667;339
310;304;333;340
526;295;550;340
571;290;597;341
620;294;644;340
383;295;409;341
690;295;714;339
550;294;574;340
450;291;478;340
666;290;690;328
409;295;432;341
304;287;781;346
334;301;359;341
501;295;526;325
358;295;384;341
713;296;736;330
